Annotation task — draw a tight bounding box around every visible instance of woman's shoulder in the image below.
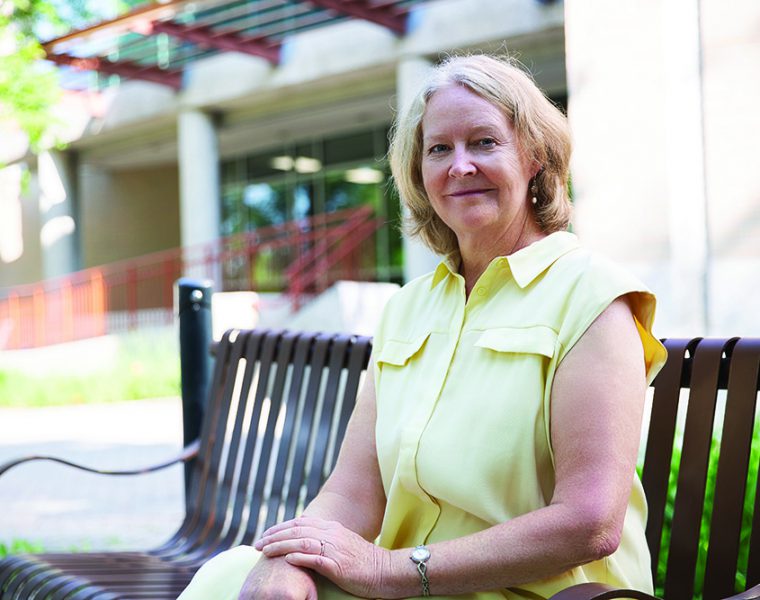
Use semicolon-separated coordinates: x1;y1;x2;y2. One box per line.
549;242;653;297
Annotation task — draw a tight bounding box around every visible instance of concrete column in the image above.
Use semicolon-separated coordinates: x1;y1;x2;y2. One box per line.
178;109;221;285
397;57;441;283
38;150;80;279
0;164;25;266
700;0;760;335
564;0;708;336
662;0;709;334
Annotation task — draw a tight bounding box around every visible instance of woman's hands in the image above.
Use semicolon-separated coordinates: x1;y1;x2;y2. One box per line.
237;554;317;600
255;516;393;598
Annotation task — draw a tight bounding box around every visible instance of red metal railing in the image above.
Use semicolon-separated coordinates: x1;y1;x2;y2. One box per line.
0;207;381;350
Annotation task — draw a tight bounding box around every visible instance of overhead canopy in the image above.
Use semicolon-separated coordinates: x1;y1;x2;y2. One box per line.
42;0;430;90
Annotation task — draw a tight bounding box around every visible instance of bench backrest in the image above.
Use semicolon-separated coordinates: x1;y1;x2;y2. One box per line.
181;329;371;555
643;338;760;599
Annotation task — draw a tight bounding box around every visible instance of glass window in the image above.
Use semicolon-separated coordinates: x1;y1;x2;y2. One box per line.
219;125;404;290
323;131;374;167
243;181;289;228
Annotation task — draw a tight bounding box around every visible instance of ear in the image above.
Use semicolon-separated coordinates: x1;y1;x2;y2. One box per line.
530;161;543;179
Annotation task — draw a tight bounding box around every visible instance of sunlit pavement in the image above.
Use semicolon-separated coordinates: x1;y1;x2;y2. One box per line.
0;398;186;552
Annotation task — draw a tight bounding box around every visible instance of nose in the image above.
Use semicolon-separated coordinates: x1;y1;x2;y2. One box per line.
448;148;477;178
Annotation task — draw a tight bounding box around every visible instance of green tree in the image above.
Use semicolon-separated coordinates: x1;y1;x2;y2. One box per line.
0;0;94;152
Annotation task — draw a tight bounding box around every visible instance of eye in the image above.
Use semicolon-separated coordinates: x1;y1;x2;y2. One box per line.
427;143;450;154
476;137;497;148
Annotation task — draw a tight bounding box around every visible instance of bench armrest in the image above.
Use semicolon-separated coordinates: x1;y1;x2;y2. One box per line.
548;581;760;600
0;439;200;478
548;583;659;600
723;583;760;600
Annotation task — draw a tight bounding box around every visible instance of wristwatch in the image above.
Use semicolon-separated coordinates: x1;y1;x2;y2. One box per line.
410;545;431;596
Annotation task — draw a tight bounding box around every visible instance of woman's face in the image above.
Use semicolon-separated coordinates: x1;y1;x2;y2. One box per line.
420;84;537;249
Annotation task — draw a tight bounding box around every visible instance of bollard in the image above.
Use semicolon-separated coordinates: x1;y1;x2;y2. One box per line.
176;277;214;505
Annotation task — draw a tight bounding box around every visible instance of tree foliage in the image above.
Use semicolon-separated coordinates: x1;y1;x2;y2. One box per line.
0;0;93;152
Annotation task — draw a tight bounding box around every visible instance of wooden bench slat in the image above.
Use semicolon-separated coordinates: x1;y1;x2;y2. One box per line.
332;335;372;472
238;331;299;544
262;331;317;536
158;328;247;560
306;334;351;503
642;337;694;575
203;329;279;553
284;333;333;521
665;338;725;599
748;443;760;589
703;338;760;598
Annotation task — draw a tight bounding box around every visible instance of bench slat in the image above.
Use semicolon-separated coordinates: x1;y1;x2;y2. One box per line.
642;337;694;575
284;333;333;521
239;331;299;544
665;338;725;599
703;339;760;598
306;334;351;502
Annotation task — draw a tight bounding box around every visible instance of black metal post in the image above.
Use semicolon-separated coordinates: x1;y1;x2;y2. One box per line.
176;277;213;505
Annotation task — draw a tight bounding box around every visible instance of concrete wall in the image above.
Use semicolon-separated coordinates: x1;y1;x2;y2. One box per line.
79;164;180;267
0;161;44;288
701;0;760;335
565;0;760;337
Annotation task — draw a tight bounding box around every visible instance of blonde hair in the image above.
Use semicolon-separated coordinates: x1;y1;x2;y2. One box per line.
389;54;573;256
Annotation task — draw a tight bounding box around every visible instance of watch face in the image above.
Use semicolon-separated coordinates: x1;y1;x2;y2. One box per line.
411;546;431;563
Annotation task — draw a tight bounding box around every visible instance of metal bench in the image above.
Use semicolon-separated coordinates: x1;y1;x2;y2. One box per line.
1;309;759;598
0;284;372;599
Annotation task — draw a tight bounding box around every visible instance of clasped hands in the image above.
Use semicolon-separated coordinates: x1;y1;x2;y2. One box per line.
251;516;393;598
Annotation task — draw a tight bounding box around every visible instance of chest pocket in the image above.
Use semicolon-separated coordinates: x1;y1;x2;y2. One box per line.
376;332;430;368
473;325;557;358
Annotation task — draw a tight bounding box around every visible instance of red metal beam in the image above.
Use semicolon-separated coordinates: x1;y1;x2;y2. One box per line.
151;21;281;63
45;52;183;90
41;0;188;52
306;0;406;35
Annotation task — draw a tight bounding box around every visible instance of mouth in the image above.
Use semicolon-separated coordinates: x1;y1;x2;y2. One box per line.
446;188;495;198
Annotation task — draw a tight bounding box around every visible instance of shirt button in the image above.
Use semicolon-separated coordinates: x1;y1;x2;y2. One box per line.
476;287;486;296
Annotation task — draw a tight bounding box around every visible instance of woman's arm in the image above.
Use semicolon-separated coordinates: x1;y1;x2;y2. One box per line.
260;296;648;598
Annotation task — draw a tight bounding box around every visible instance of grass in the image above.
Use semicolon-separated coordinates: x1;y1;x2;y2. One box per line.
0;329;180;407
0;539;44;558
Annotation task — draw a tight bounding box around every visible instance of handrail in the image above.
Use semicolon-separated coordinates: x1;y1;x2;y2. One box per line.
285;206;380;308
0;207;381;349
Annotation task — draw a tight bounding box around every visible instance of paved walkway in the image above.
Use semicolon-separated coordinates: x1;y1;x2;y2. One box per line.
0;398;186;552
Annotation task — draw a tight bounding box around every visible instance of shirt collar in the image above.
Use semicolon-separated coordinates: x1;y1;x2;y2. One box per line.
431;253;459;288
430;231;580;290
507;231;580;288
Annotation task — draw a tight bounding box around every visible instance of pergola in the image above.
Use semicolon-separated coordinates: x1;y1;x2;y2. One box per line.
42;0;430;90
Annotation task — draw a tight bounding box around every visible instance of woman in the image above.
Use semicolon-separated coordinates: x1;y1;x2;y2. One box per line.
178;54;667;600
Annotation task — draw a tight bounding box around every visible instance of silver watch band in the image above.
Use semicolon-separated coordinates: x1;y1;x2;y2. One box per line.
410;545;431;596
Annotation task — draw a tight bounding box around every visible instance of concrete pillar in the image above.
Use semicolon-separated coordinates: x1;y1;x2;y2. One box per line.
662;0;709;334
0;164;25;266
38;150;80;279
564;0;708;336
700;0;760;336
178;109;221;284
397;57;441;283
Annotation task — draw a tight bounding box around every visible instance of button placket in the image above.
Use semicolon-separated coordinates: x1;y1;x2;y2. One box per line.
398;282;466;509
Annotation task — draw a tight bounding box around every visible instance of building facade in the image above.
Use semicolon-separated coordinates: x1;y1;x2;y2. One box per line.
1;0;759;338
